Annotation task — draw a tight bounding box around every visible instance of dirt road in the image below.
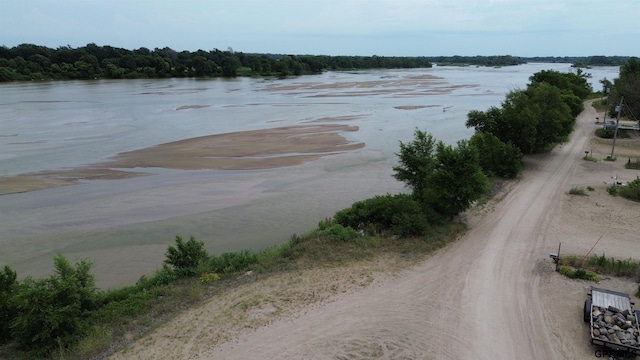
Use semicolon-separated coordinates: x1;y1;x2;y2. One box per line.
111;103;640;359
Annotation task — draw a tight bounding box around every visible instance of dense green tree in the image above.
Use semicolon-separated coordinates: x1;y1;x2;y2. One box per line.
105;63;125;78
393;130;489;220
529;69;592;99
164;235;209;277
561;93;585;117
469;132;523;178
0;66;17;81
0;43;434;81
9;255;98;354
220;53;241;77
422;140;489;219
467;78;575;154
609;58;640;121
523;82;574;150
392;130;438;198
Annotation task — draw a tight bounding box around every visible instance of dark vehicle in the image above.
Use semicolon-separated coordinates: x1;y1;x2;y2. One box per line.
584;287;640;357
604;120;617;130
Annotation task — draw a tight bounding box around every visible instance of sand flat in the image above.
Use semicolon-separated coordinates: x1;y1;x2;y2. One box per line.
0;124;363;195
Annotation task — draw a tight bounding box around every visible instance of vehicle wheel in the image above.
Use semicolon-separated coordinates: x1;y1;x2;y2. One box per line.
584;299;592;323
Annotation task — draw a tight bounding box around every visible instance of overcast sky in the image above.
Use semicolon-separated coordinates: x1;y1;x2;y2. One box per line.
1;0;638;57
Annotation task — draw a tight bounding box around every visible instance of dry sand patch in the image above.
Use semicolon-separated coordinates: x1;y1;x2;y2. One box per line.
0;124;363;195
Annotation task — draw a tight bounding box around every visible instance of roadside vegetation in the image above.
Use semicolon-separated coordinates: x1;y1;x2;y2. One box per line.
605;58;640;125
3;56;636;358
0;222;469;359
466;69;589;154
568;187;588;196
559;253;640;280
607;178;640;201
596;128;630;139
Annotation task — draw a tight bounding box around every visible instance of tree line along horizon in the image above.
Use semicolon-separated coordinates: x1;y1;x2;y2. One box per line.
0;42;636;81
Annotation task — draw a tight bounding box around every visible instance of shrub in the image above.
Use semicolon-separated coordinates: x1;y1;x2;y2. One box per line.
9;256;99;355
199;272;220;284
0;266;17;344
587;186;595;191
136;264;178;288
558;266;575;278
618;179;640;201
469;132;523;178
626;159;640;170
333;193;429;237
596;128;615;138
164;235;209;277
597;128;629;139
562;253;639;278
558;266;599;282
210;249;259;274
568;187;587;196
607;186;618;196
574;268;587;279
318;223;359;243
582;271;600;282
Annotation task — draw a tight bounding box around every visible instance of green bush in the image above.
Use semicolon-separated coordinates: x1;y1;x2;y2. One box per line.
558;266;599;282
582;271;601;282
164;235;209;277
333;193;429;237
198;272;220;284
318;223;359;243
469;132;523;178
210;249;259;274
596;128;615;138
568;187;587;196
561;93;584;117
618;179;640;201
607;186;618;196
0;266;17;344
135;264;178;288
9;256;98;355
558;266;575;278
561;253;638;278
596;128;629;139
574;268;587;279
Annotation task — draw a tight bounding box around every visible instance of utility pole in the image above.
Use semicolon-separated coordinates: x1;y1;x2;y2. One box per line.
601;86;610;124
610;96;624;159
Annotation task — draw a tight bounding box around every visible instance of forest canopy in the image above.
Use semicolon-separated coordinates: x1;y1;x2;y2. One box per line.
0;43;437;81
1;43;631;82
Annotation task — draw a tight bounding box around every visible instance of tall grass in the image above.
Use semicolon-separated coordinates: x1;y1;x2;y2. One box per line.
561;253;639;278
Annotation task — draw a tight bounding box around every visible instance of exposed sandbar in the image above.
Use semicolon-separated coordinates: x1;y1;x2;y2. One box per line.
0;124;363;195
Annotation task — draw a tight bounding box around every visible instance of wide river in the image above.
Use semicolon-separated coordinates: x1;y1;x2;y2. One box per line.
0;63;619;288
